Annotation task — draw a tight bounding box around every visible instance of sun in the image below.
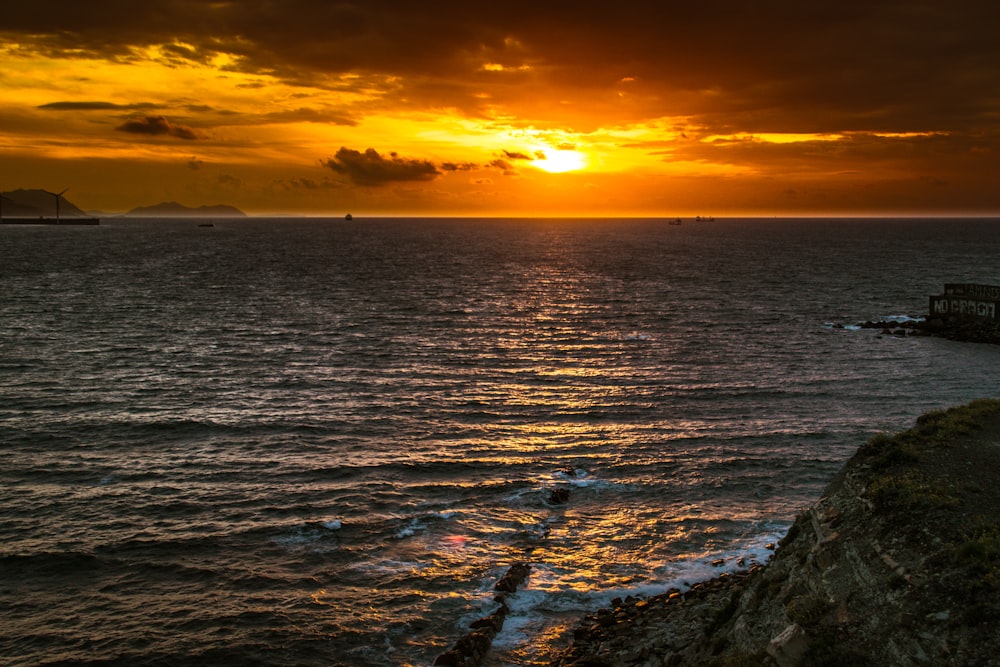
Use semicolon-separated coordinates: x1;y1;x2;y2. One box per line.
532;149;587;173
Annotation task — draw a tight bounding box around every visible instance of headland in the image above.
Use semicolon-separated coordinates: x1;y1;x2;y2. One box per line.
855;284;1000;346
551;400;1000;666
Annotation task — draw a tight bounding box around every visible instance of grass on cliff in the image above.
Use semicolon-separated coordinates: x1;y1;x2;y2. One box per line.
863;399;1000;623
867;469;960;512
958;520;1000;594
860;399;1000;513
860;398;1000;471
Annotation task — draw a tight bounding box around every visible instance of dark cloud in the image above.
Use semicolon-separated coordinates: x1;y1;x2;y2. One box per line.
161;41;203;64
38;101;158;111
284;177;324;189
488;158;518;176
116;115;199;140
262;107;358;126
323;147;440;186
502;150;535;161
440;161;478;171
275;176;341;191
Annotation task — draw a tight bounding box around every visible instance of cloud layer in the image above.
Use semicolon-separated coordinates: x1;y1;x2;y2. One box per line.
6;1;1000;133
3;1;1000;214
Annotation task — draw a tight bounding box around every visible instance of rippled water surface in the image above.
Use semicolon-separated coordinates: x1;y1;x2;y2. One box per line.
3;217;1000;665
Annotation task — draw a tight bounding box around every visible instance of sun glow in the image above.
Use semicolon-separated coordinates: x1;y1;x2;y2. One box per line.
532;149;587;173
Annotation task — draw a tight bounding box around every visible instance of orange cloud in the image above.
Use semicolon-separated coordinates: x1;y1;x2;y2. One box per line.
2;2;1000;215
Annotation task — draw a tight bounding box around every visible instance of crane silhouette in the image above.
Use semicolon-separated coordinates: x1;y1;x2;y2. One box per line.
42;187;70;222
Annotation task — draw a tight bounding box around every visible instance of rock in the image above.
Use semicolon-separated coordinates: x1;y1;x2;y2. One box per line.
494;562;531;593
469;608;506;632
548;488;571;504
432;649;464;666
436;564;530;665
767;623;809;667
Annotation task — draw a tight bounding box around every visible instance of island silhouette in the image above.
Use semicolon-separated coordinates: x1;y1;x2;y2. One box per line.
123;201;246;217
0;189;247;220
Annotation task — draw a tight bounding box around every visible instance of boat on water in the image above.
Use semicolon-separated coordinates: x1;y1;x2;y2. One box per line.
669;217;682;225
695;215;715;222
345;213;353;221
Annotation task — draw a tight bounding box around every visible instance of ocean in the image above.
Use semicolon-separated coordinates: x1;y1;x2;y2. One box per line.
2;217;999;666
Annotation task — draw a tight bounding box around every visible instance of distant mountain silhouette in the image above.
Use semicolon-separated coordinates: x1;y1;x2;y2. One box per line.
124;201;247;217
0;188;89;218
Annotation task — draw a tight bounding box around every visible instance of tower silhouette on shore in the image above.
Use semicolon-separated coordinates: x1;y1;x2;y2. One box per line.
42;187;70;221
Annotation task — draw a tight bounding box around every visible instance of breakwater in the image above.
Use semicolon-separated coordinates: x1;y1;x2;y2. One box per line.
1;217;100;225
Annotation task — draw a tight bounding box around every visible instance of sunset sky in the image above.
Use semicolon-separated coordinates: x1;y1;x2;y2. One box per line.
3;1;999;217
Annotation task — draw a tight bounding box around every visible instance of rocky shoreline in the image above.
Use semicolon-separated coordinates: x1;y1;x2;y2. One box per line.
857;317;1000;345
549;400;1000;666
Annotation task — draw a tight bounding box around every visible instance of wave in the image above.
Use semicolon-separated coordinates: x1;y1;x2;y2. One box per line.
488;522;789;662
7;219;1000;666
393;511;459;540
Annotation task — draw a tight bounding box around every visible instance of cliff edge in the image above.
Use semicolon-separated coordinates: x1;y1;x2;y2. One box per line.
553;400;1000;666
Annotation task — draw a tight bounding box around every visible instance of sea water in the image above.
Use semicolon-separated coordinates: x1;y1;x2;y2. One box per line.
3;217;1000;666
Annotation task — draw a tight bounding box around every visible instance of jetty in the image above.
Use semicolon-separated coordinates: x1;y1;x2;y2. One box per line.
0;217;100;225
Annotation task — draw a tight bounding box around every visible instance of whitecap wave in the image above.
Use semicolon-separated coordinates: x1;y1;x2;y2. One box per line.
879;314;924;323
394;510;457;539
489;523;789;658
821;321;863;331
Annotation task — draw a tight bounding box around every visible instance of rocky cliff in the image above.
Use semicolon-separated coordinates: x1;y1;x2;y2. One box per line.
553;400;1000;666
